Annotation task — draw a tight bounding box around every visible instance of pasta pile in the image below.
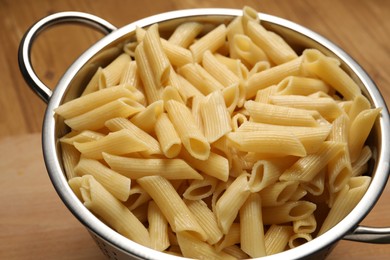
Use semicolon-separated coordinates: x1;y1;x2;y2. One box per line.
57;6;381;259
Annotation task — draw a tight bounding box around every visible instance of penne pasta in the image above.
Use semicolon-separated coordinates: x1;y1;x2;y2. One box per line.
148;201;170;251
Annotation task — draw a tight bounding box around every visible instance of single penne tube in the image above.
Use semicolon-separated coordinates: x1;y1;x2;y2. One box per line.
293;214;317;234
227;16;244;59
348;108;381;162
162;85;185;105
183;175;218;200
191;95;205;133
288;233;313;249
119;60;140;86
302;49;361;100
202;50;240;87
248;60;271;77
227;130;306;157
246;20;298;65
270;95;342;121
245;56;302;99
259;181;300;207
177;231;235;260
264;225;294;255
165;100;210;160
124;183;151;211
178;62;224;95
74;158;131;202
328;114;350;143
237;121;331;154
276;76;330;96
200;91;232;143
214;53;249;80
231;112;247;131
180;149;229;182
185;199;223;245
168;21;203;48
279;141;344;182
60;130;105;145
130;100;164;134
288;185;308;202
64;97;144;131
55;85;138;119
105;117;161;156
81;67;103;96
176;74;204;99
215;223;240;252
155;113;182;158
262;201;317;225
73;129;148;159
134;42;163;103
348;94;371;122
254;85;278;103
318;176;371;235
351;145;372;177
143;24;171;85
68;177;83;200
215;173;251;234
244;100;320;127
101;53;131;87
79;175;151;247
102;153;202;180
190;24;227;63
241;6;260;32
223;83;240;115
61;142;80;179
231;34;269;67
239;193;266;258
301;168;326;196
137;176;207;240
327;144;352;194
148;201;170;251
222;245;249;259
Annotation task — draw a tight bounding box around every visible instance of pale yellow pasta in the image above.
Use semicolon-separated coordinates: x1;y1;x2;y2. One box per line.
73;129;149;159
134;42;163;103
227;16;244;59
124;183;151;211
168;22;203;48
68;177;83;200
178;62;224;95
215;223;241;252
200;91;232;143
180;150;229;182
55;85;137;119
302;49;361;100
191;95;205;133
100;53;131;88
202;50;240;87
318;176;371;235
119;60;140;87
279;141;344;182
214;53;249;80
185;199;223;245
74;158;131;202
190;24;227;63
137;176;207;240
162;85;185;105
276;76;330;96
105;117;162;156
155;113;182;158
64;97;144;131
259;181;300;207
61;143;80;179
223;83;241;114
240;193;266;257
245;100;320;127
245;56;302;99
167;69;188;102
348;108;381;162
348;94;371;122
176;74;204;99
215;173;251;234
270;95;342;121
222;245;249;259
130;100;164;134
248;60;271;77
351;145;372;177
246;20;298;65
241;6;260;32
81;67;103;95
177;231;235;260
143;24;171;85
103;153;202;180
60;130;105;145
293;214;317;234
301;169;325;196
264;225;294;255
254;85;278;103
227;130;306;157
183;175;218;200
165;99;210;160
327;144;352;193
231;34;268;67
78;175;151;247
148;201;170;251
262;201;317;225
288;233;313;249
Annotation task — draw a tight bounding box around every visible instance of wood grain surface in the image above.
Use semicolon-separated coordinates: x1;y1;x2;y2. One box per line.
0;0;389;259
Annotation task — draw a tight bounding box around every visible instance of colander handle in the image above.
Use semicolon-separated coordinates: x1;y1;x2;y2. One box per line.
18;11;117;103
343;226;390;244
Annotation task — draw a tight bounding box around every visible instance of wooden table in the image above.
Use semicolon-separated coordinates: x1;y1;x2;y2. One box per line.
1;0;389;259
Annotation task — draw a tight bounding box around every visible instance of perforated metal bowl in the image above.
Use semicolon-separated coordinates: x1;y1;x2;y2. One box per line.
19;8;390;259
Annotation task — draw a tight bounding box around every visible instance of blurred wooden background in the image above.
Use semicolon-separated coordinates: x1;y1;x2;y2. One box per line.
0;0;389;259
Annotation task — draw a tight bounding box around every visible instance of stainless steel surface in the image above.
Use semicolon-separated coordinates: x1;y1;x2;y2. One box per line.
19;8;390;259
18;11;117;103
343;226;390;244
